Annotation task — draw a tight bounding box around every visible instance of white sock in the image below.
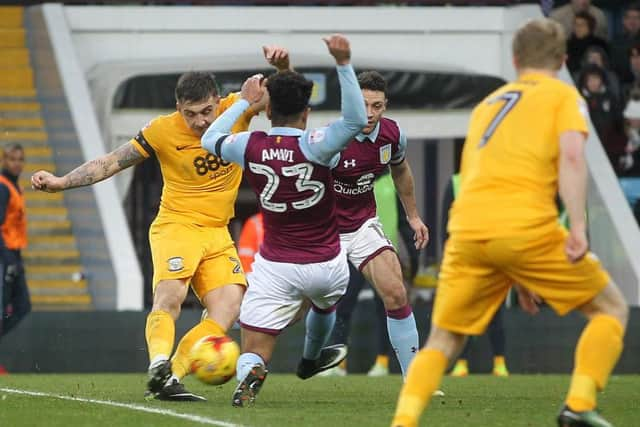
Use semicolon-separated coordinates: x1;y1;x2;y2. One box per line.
149;355;169;370
236;352;265;382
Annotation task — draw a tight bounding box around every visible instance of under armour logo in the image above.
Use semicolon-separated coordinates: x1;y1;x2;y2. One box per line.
411;346;418;353
343;159;356;168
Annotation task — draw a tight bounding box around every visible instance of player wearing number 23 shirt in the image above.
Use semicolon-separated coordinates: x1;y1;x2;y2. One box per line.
201;34;367;406
201;64;367;326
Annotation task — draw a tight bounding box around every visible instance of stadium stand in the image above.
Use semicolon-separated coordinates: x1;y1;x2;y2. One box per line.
0;6;92;310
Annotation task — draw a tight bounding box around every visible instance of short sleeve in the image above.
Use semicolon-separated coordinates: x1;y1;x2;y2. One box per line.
218;132;251;168
130;118;162;158
556;87;589;138
391;126;407;165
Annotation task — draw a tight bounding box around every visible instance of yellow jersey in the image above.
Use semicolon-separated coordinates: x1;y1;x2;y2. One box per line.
448;72;589;239
130;92;255;227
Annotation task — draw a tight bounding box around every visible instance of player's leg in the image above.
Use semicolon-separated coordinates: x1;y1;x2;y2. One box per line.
144;221;201;399
0;269;3;337
391;238;510;427
232;253;305;404
367;291;391;376
361;249;418;378
487;304;508;377
170;284;244;379
297;249;350;379
169;226;246;383
169;284;244;386
450;339;471;377
501;228;627;426
334;263;367;348
145;278;190;398
392;326;466;427
297;305;349;379
1;256;30;336
321;262;365;376
232;328;275;407
557;282;627;426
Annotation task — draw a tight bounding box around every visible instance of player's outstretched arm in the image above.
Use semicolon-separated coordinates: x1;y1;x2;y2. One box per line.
391;160;429;249
323;34;366;133
31;142;145;193
301;35;367;166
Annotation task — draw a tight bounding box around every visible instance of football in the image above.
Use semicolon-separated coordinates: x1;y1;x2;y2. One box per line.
190;335;240;385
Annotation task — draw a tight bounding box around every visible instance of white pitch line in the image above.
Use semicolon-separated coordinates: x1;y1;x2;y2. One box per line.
0;387;247;427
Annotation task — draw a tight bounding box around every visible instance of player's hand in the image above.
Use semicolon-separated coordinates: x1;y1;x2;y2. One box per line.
240;73;265;105
514;284;541;315
31;170;64;193
322;34;351;65
408;216;429;250
263;45;291;71
565;226;588;263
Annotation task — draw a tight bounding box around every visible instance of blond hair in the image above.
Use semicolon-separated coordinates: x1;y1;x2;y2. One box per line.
512;19;566;71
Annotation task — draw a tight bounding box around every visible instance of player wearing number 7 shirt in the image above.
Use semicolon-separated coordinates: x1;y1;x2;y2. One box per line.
201;34;367;407
391;18;628;427
31;47;292;402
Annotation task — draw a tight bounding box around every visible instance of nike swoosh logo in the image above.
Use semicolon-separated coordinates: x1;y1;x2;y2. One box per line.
176;145;199;151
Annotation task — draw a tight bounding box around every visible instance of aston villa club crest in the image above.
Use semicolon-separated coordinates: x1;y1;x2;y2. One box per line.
379;144;392;164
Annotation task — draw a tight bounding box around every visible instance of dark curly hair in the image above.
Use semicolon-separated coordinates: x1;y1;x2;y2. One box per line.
175;72;219;104
357;70;387;96
266;71;313;124
575;11;596;34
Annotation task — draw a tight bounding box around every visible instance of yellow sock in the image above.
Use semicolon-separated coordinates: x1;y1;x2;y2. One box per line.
171;318;225;380
145;310;175;365
566;314;624;412
376;354;390;369
391;348;448;427
493;355;506;367
456;359;468;369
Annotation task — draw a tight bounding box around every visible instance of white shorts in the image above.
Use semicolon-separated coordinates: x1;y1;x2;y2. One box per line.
239;250;349;335
340;217;395;270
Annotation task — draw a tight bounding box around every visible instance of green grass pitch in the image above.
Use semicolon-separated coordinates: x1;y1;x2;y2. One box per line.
1;374;638;426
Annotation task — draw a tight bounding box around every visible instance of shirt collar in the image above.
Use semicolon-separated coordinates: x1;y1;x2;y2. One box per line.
268;127;304;136
355;121;380;143
518;71;555;83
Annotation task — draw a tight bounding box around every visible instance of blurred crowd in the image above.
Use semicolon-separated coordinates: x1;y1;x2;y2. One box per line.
553;1;640;177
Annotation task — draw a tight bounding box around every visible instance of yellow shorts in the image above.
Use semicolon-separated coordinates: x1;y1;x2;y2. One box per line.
149;220;246;300
434;227;610;335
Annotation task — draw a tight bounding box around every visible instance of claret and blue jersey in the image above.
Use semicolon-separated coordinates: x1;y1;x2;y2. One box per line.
201;64;367;264
332;117;407;234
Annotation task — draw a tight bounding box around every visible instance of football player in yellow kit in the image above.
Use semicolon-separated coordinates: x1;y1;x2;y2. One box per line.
31;46;291;401
390;19;628;427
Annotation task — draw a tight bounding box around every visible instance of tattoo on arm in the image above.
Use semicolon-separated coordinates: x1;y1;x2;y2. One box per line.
115;143;146;169
62;143;145;190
